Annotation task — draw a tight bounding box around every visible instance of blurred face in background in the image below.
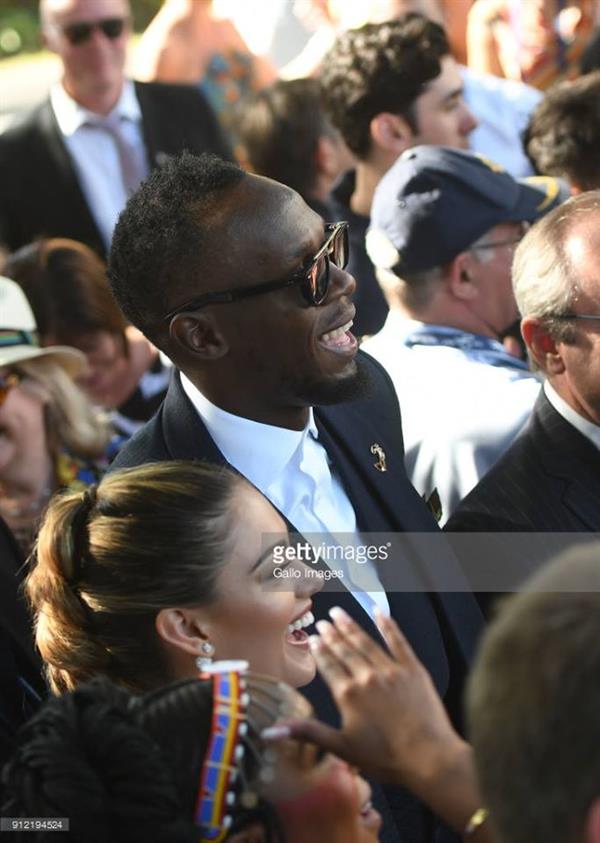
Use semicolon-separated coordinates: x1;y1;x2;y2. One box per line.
68;330;128;407
42;0;131;108
412;55;477;150
0;366;49;485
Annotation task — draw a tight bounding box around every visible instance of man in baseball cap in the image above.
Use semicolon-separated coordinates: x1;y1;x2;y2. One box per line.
362;145;569;522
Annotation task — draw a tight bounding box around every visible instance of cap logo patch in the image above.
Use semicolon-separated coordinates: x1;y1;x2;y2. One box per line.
474;153;505;174
525;176;561;211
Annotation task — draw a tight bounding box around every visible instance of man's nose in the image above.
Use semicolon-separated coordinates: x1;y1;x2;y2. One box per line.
327;263;357;302
462;102;479;135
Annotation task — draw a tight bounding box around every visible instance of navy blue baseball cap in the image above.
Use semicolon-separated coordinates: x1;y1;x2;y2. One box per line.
366;145;570;275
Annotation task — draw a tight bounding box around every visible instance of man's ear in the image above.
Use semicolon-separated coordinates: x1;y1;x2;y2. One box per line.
155;607;211;658
446;251;479;302
369;112;414;157
584;797;600;843
521;316;566;374
168;312;228;360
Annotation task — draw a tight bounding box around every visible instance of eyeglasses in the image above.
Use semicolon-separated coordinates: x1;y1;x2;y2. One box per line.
548;314;600;322
163;221;349;322
60;17;127;46
0;371;21;407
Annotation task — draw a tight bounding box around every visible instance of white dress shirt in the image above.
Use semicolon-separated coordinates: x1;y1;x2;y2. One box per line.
180;374;389;618
50;80;150;249
544;381;600;450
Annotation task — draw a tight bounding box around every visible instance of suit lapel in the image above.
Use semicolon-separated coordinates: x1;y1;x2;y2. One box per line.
161;374;225;464
534;394;600;530
316;400;483;667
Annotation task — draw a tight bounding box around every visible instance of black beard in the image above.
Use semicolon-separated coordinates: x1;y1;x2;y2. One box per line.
287;354;372;407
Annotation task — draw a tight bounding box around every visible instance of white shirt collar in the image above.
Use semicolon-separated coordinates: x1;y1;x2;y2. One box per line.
180;373;319;489
544;381;600;450
50;78;141;136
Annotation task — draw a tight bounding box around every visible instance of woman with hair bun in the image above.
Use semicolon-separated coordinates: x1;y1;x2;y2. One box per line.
26;461;320;695
2;669;381;842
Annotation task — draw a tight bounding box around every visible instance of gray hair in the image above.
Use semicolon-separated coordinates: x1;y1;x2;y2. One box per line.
376;265;444;313
511;194;600;343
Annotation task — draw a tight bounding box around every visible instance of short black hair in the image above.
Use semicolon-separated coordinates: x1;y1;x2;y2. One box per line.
108;152;245;347
319;14;449;160
236;78;335;199
524;71;600;191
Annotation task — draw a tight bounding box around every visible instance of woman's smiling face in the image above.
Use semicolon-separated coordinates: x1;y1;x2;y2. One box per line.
200;481;321;688
265;692;382;843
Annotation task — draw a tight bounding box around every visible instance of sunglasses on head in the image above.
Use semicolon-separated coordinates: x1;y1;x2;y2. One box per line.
0;371;21;407
164;221;350;322
61;17;127;46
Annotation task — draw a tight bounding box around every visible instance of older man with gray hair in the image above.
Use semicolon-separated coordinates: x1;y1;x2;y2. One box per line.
447;190;600;533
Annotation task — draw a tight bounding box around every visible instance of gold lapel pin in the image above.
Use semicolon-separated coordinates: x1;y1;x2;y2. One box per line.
370;443;387;472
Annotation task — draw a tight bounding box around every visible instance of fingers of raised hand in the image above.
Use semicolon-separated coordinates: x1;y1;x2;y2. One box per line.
315;617;374;678
308;632;353;683
374;607;420;669
327;606;392;669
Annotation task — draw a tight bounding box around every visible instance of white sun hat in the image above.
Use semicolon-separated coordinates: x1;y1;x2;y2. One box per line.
0;275;86;376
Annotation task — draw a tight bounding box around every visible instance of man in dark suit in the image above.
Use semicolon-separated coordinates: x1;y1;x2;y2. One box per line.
447;191;600;535
107;151;482;843
0;0;231;258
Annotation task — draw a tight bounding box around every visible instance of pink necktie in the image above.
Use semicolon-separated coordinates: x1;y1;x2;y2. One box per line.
87;113;147;196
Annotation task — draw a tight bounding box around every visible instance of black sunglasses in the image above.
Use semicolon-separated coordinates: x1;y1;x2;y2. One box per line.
61;17;127;46
164;221;349;322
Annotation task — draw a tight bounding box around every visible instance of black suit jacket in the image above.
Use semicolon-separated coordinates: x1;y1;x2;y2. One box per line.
445;392;600;615
0;517;46;770
111;352;483;843
447;391;600;533
0;81;233;257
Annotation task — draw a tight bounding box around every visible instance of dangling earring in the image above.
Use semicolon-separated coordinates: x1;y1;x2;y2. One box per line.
196;640;215;670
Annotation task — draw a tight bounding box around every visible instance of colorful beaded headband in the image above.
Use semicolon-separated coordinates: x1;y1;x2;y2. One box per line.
195;668;249;842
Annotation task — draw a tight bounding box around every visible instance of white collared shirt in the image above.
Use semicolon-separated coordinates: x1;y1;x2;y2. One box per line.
180;374;389;618
50;79;149;249
544;381;600;450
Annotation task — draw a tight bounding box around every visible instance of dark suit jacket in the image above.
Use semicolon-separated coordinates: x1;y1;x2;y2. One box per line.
111;352;483;843
446;391;600;533
0;81;233;257
0;517;46;770
445;392;600;615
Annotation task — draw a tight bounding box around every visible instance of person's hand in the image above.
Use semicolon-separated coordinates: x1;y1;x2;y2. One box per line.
264;606;467;792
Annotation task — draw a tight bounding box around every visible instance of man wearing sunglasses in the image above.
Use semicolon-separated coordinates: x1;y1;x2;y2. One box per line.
108;151;484;843
0;0;232;258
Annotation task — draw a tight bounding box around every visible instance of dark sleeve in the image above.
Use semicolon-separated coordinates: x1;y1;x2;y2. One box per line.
137;81;235;165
